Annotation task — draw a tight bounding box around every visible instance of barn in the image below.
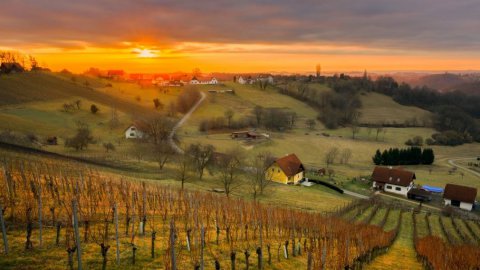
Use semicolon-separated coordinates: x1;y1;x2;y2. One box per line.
443;184;477;211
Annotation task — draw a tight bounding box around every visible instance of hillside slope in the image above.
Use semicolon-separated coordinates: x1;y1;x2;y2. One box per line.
0;72;154;115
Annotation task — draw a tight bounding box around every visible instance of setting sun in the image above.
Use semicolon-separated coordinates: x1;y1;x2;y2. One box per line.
134;48;156;58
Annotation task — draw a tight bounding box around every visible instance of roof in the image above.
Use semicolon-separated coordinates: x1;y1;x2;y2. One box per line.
371;166;416;187
444;184;477;204
273;154;305;177
408;188;432;197
124;120;149;132
107;70;125;76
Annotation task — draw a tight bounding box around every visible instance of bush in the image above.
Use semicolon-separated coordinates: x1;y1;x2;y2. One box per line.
103;142;116;152
405;136;423;146
90;104;99;114
430;130;467;146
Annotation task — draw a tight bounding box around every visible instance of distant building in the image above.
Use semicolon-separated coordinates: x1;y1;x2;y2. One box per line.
237;76;254;85
372;166;415;196
124;122;148;139
443;184;477;211
268;154;305;185
189;76;218;85
0;62;24;74
106;70;125;80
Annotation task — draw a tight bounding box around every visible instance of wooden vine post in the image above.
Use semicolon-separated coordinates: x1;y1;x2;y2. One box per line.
0;203;8;254
72;199;83;270
170;219;176;270
113;203;120;264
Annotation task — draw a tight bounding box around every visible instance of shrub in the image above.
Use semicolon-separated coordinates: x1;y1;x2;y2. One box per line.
90;104;99;114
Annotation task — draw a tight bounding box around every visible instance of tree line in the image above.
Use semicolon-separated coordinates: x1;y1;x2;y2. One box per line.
372;147;434;165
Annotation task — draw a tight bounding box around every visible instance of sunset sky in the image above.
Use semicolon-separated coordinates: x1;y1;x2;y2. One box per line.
1;0;480;73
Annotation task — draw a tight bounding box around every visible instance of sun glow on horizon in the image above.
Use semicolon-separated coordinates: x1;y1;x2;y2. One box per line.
134;48;157;58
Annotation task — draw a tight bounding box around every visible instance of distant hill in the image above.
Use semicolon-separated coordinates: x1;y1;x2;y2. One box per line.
0;71;154;115
402;73;480;95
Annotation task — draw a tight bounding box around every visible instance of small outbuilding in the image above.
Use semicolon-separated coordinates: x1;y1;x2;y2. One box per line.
124;122;148;139
443;184;477;211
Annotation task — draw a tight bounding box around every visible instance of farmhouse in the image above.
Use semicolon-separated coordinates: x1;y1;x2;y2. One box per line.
443;184;477;211
189;76;218;85
372;166;415;196
124;122;147;139
237;76;254;85
268;154;305;185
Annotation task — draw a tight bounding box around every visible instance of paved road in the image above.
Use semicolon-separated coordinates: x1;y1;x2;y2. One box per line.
447;157;480;178
343;189;370;199
168;91;206;154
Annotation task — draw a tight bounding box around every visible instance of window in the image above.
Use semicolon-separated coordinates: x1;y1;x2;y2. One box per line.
278;169;280;173
130;132;135;136
386;185;392;189
395;187;401;191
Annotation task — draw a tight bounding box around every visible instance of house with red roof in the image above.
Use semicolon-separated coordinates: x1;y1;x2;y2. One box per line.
267;154;305;185
443;184;477;211
372;166;415;196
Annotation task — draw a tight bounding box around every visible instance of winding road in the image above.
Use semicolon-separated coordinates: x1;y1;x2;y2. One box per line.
447;157;480;178
168;91;206;154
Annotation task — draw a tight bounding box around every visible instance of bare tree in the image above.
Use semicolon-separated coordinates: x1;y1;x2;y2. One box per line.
248;152;275;200
145;116;175;145
339;149;352;165
224;109;235;128
305;119;316;130
325;147;339;167
187;143;215;180
152;143;176;171
216;148;244;197
351;111;361;140
375;124;384;141
175;153;193;190
253;106;264;126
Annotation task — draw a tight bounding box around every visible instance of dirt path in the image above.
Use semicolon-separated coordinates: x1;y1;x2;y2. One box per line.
366;212;424;270
447;157;480;178
169;91;206;154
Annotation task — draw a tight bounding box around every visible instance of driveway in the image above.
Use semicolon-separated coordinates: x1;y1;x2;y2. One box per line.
169;91;206;154
447;158;480;178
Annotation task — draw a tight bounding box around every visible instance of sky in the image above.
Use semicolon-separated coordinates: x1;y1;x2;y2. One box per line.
1;0;480;73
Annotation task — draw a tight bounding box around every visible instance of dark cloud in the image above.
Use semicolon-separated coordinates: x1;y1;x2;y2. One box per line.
1;0;479;52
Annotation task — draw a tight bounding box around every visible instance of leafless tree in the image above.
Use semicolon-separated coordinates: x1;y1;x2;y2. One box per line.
187;143;215;180
145;116;175;145
216;148;245;197
375;125;384;141
248;152;275;200
254;106;264;126
224;109;235;128
351;111;361;139
152;143;176;171
175;153;193;190
325;147;339;167
339;149;352;165
305;119;316;130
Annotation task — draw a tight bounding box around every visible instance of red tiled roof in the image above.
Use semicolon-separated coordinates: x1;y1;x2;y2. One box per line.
444;184;477;204
372;166;415;187
274;154;305;177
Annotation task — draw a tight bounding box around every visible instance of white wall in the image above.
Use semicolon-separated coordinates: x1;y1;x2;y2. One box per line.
125;127;144;139
384;183;411;196
444;199;474;211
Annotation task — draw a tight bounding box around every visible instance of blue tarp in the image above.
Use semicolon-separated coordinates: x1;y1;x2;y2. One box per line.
422;185;444;193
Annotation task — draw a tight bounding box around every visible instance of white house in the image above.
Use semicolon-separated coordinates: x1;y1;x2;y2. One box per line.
189;77;218;85
237;76;254;85
372;166;415;197
124;124;146;139
443;184;477;211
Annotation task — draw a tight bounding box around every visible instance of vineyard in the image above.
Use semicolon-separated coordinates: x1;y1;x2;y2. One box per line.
336;198;480;270
0;158;394;270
